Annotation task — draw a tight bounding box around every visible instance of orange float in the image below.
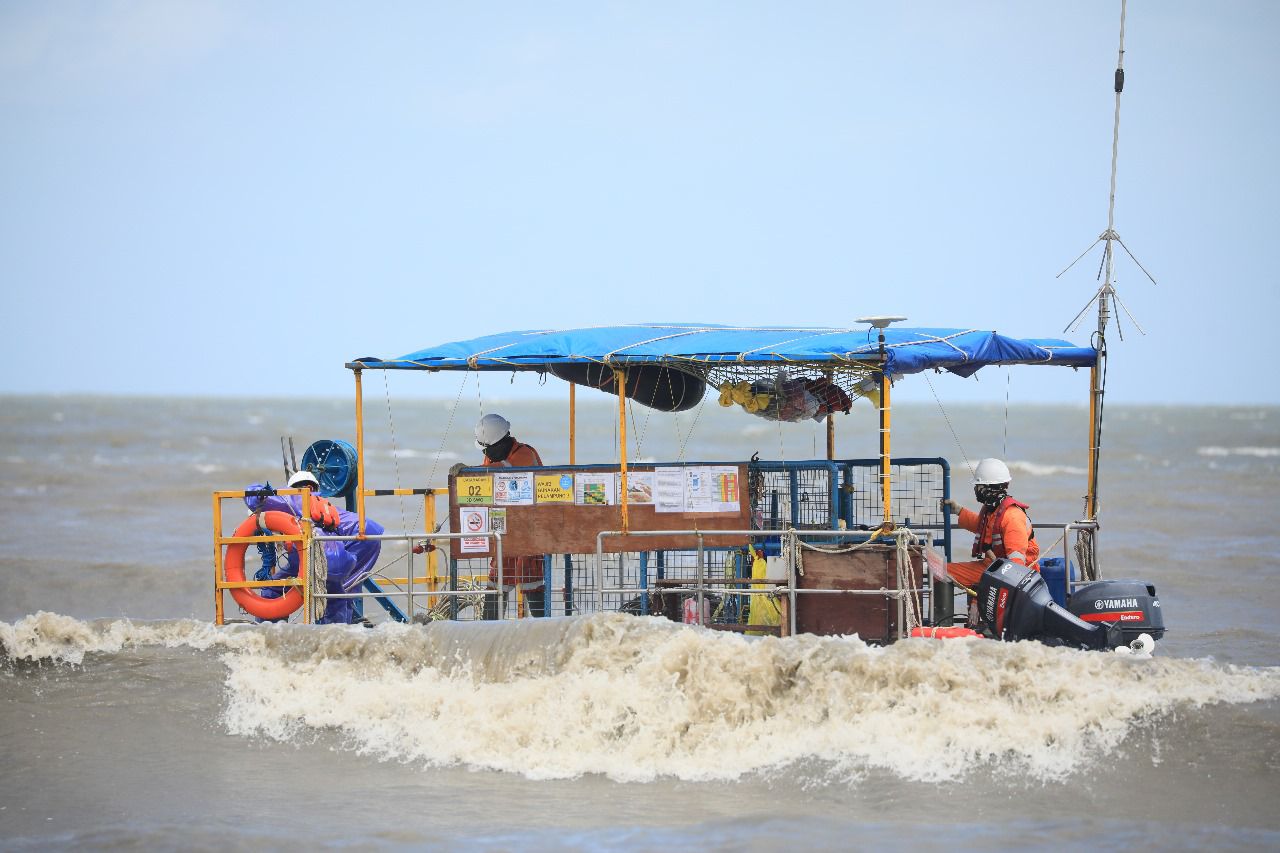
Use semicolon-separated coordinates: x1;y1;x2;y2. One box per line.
910;626;984;640
224;511;306;621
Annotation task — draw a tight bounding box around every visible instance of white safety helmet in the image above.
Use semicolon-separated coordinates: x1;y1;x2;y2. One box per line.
475;413;511;448
288;469;320;489
973;458;1012;486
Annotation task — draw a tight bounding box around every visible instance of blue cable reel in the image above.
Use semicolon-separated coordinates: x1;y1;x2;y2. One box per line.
300;439;359;509
298;438;404;622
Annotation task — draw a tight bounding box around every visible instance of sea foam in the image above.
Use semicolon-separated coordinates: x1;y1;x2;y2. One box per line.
214;614;1280;783
5;612;1278;785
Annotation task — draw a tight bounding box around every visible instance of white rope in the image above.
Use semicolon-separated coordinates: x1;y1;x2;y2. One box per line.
428;371;471;488
894;527;923;632
424;579;486;621
895;329;976;357
782;527;924;630
383;370;411;536
307;535;328;623
601;328;720;360
794;532;885;556
675;389;709;463
1002;367;1011;459
734;328;856;361
924;371;973;478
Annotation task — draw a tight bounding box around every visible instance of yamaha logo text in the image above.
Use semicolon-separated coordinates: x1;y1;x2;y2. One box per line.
1094;597;1139;610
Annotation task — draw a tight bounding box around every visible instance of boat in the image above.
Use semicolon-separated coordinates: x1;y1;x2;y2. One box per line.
211;320;1164;652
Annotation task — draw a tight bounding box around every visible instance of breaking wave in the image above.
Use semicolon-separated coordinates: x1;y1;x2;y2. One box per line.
0;611;225;665
4;612;1278;784
1008;460;1087;476
388;448;463;464
1197;446;1280;458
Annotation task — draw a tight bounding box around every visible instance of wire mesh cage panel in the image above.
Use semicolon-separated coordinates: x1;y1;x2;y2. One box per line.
840;458;952;549
556;550;632;616
840;457;953;626
748;461;841;531
597;547;750;623
440;557;492;620
553;548;748;619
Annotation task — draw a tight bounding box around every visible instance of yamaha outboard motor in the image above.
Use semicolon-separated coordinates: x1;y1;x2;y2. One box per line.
975;560;1163;651
1067;579;1165;645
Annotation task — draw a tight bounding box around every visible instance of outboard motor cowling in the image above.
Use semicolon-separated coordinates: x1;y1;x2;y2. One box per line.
1067;579;1165;645
976;560;1122;650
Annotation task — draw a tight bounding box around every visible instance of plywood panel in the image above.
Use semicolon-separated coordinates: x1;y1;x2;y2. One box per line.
448;465;752;558
794;546;923;643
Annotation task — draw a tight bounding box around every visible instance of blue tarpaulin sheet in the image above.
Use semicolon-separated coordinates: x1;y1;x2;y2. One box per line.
354;323;1096;379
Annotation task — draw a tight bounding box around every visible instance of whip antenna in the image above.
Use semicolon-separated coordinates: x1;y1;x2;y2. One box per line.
1057;0;1157;340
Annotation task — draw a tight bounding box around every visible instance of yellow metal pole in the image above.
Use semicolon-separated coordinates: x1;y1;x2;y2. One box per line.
1085;362;1099;519
615;368;629;532
880;367;892;530
425;491;438;608
212;492;224;625
354;368;366;536
856;316;905;533
569;381;576;465
825;370;836;460
300;489;312;624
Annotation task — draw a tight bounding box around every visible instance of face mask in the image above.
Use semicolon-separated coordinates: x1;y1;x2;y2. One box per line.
483;434;515;462
974;484;1007;507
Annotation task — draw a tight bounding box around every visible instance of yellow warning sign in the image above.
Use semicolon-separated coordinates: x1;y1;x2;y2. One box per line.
456;475;493;505
535;473;574;503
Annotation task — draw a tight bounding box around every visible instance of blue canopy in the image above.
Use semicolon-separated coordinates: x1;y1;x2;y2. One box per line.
352;323;1096;380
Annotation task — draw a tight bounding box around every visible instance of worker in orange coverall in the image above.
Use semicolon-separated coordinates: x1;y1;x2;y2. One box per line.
940;458;1040;590
473;414;546;619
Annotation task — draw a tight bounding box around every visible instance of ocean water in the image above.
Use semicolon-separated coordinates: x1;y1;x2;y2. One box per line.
2;394;1279;850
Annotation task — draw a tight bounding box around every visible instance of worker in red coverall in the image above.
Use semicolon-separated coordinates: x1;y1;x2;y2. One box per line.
941;458;1040;591
474;414;546;619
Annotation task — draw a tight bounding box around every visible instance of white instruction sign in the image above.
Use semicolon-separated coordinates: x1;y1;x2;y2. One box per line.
494;471;534;506
654;467;686;513
460;506;490;554
618;471;655;505
575;472;616;506
684;466;740;513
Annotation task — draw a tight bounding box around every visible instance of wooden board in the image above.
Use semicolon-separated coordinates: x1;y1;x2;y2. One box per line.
793;546;923;643
448;464;752;558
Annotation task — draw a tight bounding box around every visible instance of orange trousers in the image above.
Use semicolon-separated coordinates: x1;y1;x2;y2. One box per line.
947;559;1039;589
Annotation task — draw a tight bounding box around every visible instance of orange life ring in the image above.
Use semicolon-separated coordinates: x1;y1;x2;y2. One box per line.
224;511;306;620
910;626;984;640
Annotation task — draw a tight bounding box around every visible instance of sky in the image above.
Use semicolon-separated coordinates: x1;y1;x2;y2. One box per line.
1;0;1277;405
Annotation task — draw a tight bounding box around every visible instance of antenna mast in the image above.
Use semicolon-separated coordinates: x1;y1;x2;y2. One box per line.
1056;0;1159;580
1058;0;1157;340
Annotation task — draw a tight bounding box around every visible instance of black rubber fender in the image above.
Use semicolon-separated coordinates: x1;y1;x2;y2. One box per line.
547;363;706;412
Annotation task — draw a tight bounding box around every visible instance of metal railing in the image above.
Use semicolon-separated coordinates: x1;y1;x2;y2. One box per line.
596;527;927;640
214;486;506;624
216;483;1100;632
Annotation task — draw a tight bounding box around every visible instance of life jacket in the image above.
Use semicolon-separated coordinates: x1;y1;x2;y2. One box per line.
971;496;1036;561
481;440;543;468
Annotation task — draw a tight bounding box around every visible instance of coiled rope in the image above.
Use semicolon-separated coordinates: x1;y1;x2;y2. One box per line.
784;526;923;632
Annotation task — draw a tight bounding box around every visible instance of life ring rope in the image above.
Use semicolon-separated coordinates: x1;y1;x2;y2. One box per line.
224;510;307;621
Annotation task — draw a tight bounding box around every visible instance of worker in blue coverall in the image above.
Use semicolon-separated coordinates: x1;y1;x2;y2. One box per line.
244;470;384;624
